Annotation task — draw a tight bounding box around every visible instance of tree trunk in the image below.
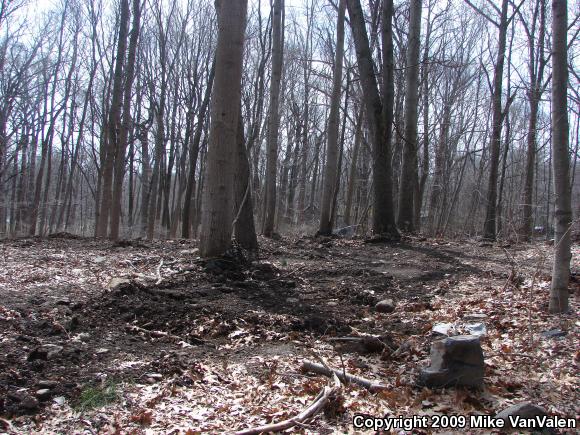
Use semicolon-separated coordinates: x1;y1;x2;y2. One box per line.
110;0;141;240
549;0;571;313
233;106;258;251
199;0;248;257
397;0;422;233
521;0;547;241
262;0;284;237
346;0;397;236
182;61;215;238
319;0;345;235
482;0;508;240
97;0;130;238
344;109;363;226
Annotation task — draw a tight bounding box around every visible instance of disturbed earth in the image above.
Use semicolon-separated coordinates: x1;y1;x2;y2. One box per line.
0;233;578;433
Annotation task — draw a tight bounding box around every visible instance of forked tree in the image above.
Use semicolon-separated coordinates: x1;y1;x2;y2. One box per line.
346;0;398;237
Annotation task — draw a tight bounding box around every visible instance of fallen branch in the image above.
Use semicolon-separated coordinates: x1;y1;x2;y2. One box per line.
125;324;204;346
301;360;388;392
234;373;341;435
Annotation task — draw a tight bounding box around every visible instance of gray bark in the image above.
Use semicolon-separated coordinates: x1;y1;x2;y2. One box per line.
319;0;345;235
199;0;248;257
549;0;571;313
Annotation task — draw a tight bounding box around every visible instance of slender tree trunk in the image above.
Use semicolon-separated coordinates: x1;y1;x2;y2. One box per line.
397;0;422;233
183;61;215;238
482;0;508;240
549;0;571;313
416;5;432;231
97;0;130;238
344;109;363;226
521;0;546;241
233;106;258;250
319;0;345;235
110;0;141;240
262;0;284;237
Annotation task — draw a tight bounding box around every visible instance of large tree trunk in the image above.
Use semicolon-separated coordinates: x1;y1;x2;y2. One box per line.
319;0;345;235
199;0;248;257
397;0;422;233
549;0;571;313
482;0;508;240
346;0;397;236
262;0;284;237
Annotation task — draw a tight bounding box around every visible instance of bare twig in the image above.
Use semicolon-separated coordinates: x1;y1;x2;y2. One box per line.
125;324;202;347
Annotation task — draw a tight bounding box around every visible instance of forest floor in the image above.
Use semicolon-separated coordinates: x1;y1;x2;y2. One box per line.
0;233;578;434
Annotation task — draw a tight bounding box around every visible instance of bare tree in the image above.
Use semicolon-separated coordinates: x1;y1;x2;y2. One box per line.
199;0;248;257
319;0;345;235
549;0;571;313
397;0;422;233
346;0;397;237
262;0;284;237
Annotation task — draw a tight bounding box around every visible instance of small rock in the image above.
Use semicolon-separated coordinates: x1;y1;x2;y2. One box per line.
146;373;163;380
146;373;163;383
37;380;58;389
541;328;567;339
95;348;109;355
53;396;66;406
327;301;338;307
20;395;39;411
44;344;64;360
27;348;48;362
28;344;64;361
75;332;90;342
65;315;80;330
419;335;485;388
375;299;396;313
35;389;51;401
107;277;132;290
496;402;549;428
